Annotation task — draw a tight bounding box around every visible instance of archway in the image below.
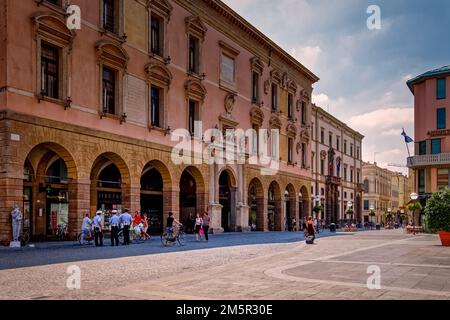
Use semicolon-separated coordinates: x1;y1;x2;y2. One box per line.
179;166;206;231
268;181;281;231
23;142;77;240
285;184;296;231
299;186;309;227
218;169;237;232
248;178;264;231
90;153;131;229
140;161;171;235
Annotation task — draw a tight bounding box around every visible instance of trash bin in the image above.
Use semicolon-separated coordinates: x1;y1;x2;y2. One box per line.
376;224;381;230
329;223;336;232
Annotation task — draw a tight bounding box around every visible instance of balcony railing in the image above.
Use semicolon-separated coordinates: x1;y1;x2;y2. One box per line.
407;152;450;168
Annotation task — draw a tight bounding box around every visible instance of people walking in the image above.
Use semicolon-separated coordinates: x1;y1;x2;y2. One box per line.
292;217;297;232
202;212;210;241
306;216;316;243
194;213;203;241
93;210;103;247
141;213;150;240
120;209;132;245
109;210;120;246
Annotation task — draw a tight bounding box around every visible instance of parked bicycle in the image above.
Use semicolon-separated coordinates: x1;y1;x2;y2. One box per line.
161;225;185;246
55;223;69;240
77;229;94;245
18;227;30;246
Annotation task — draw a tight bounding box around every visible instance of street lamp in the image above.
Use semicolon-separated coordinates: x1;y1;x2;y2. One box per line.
410;193;419;226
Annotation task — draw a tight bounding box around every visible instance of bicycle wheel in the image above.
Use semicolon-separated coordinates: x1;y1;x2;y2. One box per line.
177;232;186;246
160;232;168;246
19;233;29;246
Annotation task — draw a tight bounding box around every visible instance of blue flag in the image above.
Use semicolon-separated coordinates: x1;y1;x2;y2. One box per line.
401;129;413;143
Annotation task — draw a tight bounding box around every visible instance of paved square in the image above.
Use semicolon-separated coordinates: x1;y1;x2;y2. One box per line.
0;229;449;300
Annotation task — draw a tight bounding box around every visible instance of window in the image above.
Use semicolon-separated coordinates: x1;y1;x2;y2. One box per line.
437;108;446;129
301;102;307;125
356;147;360;160
288;93;294;119
329;133;332;147
320;129;324;144
150;15;162;56
437;78;446;100
344;165;347;181
336;136;340;151
357;170;360;184
188;99;199;135
102;66;116;115
431;139;441;154
288;138;293;163
350;168;354;183
350;143;353;157
344;192;347;199
271;84;278;111
320;159;324;175
437;169;449;190
103;0;116;33
419;141;427;155
418;169;425;194
252;124;259;155
150;86;162;127
364;179;369;193
252;72;259;103
344;140;347;154
301;143;306;168
321;188;325;196
41;43;59;99
271;130;279;160
220;53;235;84
351;193;353;200
188;36;199;74
364;200;369;210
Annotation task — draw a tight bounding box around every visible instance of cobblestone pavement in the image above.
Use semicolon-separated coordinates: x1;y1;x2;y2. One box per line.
1;229;449;300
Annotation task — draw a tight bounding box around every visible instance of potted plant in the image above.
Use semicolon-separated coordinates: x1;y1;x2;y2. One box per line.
312;205;323;214
424;189;450;246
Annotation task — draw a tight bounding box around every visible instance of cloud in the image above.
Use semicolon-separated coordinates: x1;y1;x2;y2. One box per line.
380;129;403;137
290;46;322;70
348;107;414;131
312;93;329;105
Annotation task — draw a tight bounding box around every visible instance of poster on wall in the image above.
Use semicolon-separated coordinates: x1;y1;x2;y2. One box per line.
50;203;69;227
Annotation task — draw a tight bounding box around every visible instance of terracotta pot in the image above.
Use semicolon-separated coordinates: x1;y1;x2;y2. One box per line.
438;231;450;247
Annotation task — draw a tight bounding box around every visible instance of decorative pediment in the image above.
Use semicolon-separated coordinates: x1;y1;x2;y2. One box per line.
95;40;129;69
250;57;264;74
147;0;173;19
250;106;264;126
32;12;75;47
288;80;298;94
301;129;311;144
145;62;173;87
185;16;207;41
269;115;282;129
286;123;298;138
185;79;207;102
270;69;281;84
302;89;311;102
320;150;327;160
224;93;236;114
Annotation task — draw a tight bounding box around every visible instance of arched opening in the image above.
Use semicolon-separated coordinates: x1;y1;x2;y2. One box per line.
23;142;77;240
268;181;281;231
248;178;264;231
299;186;309;228
180;170;197;230
219;170;237;232
285;184;296;231
140;164;164;235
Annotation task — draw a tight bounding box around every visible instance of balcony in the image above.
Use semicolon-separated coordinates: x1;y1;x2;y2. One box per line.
407;152;450;168
326;175;342;185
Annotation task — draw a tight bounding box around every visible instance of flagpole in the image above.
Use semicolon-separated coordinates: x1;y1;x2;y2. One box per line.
403;127;412;166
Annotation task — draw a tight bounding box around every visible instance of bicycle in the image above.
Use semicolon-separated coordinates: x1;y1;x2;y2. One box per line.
77;229;94;245
161;225;185;246
18;228;30;246
55;223;69;240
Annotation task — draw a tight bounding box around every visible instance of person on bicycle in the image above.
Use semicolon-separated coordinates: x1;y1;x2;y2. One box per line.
81;213;92;245
166;212;181;239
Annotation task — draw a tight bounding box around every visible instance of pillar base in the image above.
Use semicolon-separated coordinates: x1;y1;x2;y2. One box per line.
210;227;224;234
208;203;223;232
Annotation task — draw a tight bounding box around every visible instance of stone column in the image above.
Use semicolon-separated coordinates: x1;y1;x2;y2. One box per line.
123;182;141;213
208;164;223;233
274;199;283;231
256;197;267;231
68;178;90;239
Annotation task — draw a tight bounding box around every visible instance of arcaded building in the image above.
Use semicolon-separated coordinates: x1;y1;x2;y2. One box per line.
311;105;364;224
0;0;318;242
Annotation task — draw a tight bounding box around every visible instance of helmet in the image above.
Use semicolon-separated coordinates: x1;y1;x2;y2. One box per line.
96;210;102;215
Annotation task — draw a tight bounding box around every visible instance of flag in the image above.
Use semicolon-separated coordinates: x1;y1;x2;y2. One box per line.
401;129;414;143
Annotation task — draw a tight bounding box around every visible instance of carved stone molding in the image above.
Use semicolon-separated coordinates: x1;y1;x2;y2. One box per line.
185;79;207;102
250;56;264;75
270;69;281;84
224;93;236;114
250;106;264;126
264;80;270;95
300;128;311;144
286;123;298;138
269;115;282;130
32;11;76;50
147;0;173;20
95;40;129;69
145;61;173;87
320;150;327;160
185;16;207;41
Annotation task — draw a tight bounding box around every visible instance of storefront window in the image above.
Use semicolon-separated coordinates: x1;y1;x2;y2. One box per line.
437;169;449;190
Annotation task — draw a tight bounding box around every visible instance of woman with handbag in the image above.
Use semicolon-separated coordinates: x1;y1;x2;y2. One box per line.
194;213;203;241
306;216;316;244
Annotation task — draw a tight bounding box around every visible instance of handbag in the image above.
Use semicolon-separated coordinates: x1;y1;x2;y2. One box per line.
199;228;204;236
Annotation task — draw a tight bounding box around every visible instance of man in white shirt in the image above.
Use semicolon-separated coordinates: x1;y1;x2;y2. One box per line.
119;209;132;245
92;210;103;247
109;210;120;246
81;213;92;244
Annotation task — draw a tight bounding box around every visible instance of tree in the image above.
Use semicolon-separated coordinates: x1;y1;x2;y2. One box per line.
424;189;450;232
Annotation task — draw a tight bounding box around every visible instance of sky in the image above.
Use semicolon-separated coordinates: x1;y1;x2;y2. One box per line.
222;0;450;175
